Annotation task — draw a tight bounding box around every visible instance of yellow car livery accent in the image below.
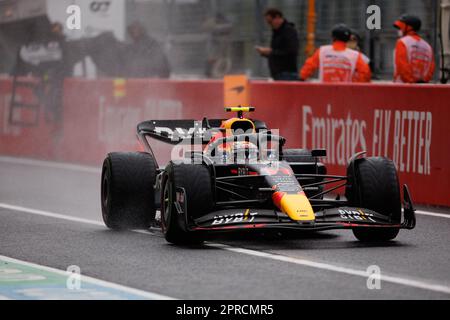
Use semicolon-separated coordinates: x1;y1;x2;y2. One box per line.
279;193;315;222
220;118;255;131
243;208;250;220
224;107;255;113
358;209;367;220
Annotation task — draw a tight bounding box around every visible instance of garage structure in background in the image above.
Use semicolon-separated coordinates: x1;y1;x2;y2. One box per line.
0;0;446;80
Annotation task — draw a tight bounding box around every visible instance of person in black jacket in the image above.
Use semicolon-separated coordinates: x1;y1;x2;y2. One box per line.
256;8;299;81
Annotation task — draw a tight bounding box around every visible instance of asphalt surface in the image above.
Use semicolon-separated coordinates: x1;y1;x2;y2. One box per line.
1;156;450;299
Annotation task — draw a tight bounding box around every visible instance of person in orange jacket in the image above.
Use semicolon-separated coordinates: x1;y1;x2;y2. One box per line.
393;14;435;83
300;24;371;83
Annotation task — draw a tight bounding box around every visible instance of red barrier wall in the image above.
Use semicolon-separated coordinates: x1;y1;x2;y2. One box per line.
250;82;450;207
0;78;449;206
0;79;56;160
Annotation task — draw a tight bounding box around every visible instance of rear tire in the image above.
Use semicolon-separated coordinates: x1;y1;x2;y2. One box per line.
101;152;157;230
161;162;213;245
346;157;401;242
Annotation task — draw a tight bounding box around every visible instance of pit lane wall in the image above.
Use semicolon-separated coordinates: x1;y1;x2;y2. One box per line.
0;78;449;207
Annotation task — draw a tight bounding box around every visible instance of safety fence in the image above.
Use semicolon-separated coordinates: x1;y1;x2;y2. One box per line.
0;78;449;206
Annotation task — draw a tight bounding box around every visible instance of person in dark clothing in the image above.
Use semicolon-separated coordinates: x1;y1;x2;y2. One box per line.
125;22;170;78
256;8;299;81
17;22;70;123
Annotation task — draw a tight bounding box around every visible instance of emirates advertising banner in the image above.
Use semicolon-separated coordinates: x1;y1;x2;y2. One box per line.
250;82;450;206
300;104;432;176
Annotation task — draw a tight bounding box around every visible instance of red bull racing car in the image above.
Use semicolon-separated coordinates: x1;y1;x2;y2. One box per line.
101;107;416;244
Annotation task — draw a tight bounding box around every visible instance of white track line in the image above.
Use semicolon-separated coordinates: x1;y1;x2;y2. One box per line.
0;203;104;226
0;156;101;174
415;210;450;219
1;202;450;296
206;243;450;295
0;255;174;300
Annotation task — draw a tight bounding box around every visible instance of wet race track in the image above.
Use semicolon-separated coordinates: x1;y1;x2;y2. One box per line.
1;156;450;300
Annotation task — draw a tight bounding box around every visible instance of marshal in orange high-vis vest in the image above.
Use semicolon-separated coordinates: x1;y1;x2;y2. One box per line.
300;40;371;83
393;14;435;83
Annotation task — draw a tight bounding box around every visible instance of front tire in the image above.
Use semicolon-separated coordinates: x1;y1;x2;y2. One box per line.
161;162;213;245
346;157;401;242
101;152;157;230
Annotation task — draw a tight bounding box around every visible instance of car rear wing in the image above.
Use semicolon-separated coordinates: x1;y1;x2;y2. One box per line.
137;119;224;145
137;119;273;169
137;118;269;145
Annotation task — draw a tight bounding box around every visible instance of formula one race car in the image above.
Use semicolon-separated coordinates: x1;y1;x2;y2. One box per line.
100;107;416;244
